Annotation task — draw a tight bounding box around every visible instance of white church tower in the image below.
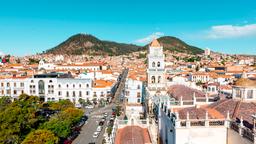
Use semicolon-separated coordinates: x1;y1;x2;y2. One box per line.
147;39;166;96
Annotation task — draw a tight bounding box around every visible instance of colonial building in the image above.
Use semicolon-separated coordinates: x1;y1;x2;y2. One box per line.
156;78;256;144
147;39;166;95
0;72;117;106
232;78;256;101
124;76;145;119
146;39;167;123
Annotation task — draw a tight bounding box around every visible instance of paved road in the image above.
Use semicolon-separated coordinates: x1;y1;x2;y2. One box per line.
72;69;129;144
113;68;128;105
72;105;113;144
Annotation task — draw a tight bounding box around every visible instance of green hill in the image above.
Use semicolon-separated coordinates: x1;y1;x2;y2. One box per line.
45;34;142;56
145;36;204;54
45;34;204;56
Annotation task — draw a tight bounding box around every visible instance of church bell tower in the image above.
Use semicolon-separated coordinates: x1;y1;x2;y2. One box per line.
147;39;166;95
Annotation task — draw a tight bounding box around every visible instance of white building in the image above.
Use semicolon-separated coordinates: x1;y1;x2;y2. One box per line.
125;78;143;104
146;39;167;120
189;72;210;83
124;77;145;119
56;63;107;71
158;101;229;144
0;73;117;105
147;39;166;94
38;59;56;70
204;48;211;56
232;78;256;101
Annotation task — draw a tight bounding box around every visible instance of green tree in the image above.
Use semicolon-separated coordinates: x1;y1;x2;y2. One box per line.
0;96;12;110
107;126;113;136
28;58;40;65
22;129;58;144
60;107;84;124
41;107;83;138
41;118;71;138
116;105;121;116
196;80;203;86
138;53;146;59
86;98;92;105
0;94;41;143
0;94;84;143
48;99;74;111
78;98;86;107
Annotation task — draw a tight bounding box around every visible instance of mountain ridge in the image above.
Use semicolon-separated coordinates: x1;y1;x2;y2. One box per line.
45;33;204;56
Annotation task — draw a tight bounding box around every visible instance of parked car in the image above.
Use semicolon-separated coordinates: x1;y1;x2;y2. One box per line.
108;120;114;127
99;120;104;126
69;131;79;140
81;115;88;121
64;131;79;144
104;113;108;118
63;140;72;144
93;132;100;138
96;126;102;132
85;105;94;109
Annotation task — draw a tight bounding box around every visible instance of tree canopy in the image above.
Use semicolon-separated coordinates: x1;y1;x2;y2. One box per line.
40;107;83;138
0;95;84;144
22;129;58;144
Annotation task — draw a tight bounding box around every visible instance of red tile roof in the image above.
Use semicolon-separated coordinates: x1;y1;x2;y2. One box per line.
115;126;152;144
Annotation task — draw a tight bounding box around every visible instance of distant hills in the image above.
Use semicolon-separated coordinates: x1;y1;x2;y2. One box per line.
45;33;204;56
153;36;204;54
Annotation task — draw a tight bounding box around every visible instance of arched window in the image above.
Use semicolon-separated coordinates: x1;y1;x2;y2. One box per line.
157;62;160;67
152;62;155;67
49;80;53;83
38;80;45;94
58;84;61;88
73;84;75;88
66;84;69;88
86;84;89;88
73;91;75;97
158;76;161;83
151;76;155;83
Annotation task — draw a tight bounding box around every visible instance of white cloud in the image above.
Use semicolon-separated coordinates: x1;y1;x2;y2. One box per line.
135;32;164;44
207;24;256;39
0;51;5;56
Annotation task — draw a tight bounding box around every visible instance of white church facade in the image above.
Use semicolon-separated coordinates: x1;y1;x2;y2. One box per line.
145;39;256;144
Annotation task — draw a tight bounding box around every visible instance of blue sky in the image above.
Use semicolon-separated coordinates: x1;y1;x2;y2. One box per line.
0;0;256;56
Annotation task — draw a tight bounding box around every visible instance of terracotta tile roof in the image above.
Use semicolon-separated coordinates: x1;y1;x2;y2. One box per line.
208;99;256;129
235;78;256;87
115;126;151;144
205;108;225;119
168;85;205;100
178;107;207;119
93;79;115;88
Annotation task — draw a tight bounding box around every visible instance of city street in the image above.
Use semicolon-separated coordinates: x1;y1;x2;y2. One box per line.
72;104;113;144
73;68;129;144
